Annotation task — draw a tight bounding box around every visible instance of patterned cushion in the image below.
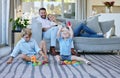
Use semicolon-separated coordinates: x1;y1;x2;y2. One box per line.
86;15;102;33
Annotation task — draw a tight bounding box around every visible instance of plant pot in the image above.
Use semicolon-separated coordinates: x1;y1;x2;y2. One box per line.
16;27;22;31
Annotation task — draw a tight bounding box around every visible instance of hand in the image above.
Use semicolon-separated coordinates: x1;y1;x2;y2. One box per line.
7;57;13;64
42;27;51;32
58;25;62;29
7;60;12;64
67;21;72;27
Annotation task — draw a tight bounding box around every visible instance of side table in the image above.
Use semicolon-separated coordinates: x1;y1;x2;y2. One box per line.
11;30;21;51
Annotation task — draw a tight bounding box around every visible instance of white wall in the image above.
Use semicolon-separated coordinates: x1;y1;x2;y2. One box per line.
87;0;120;17
92;0;120;6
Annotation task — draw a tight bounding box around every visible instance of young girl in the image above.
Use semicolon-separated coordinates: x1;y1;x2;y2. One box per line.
7;28;48;64
56;24;91;65
47;14;80;56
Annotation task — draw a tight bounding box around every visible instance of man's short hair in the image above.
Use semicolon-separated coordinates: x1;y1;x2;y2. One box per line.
39;8;46;12
21;28;32;37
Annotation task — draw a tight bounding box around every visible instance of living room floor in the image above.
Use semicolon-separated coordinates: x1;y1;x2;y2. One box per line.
0;47;120;78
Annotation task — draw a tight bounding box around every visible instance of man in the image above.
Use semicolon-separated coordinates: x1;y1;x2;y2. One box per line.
37;8;79;56
36;8;58;55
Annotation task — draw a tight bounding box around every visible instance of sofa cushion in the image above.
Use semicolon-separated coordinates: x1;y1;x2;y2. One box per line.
73;36;120;51
99;20;115;36
86;15;102;33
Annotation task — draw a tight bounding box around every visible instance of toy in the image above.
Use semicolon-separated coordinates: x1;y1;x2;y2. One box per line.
61;60;82;66
73;63;79;66
30;55;48;66
67;21;71;27
72;60;77;64
32;61;42;66
31;55;37;63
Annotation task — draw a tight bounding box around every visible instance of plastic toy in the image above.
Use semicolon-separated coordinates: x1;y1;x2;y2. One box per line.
67;21;71;26
32;61;42;66
30;55;48;66
61;60;82;66
73;63;79;66
31;55;37;63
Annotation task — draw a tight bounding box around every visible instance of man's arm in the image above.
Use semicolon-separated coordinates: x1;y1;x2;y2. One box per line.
42;27;51;32
42;24;58;32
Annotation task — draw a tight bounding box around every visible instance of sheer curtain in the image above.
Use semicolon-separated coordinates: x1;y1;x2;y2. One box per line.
0;0;10;45
8;0;14;46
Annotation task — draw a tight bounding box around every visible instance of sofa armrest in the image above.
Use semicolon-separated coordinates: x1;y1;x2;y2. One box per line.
31;17;42;45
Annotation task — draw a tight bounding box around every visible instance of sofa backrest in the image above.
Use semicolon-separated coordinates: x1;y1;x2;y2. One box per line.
59;15;103;34
31;17;42;45
65;16;115;36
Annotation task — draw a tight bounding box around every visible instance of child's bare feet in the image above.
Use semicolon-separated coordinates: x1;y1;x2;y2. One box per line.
7;57;13;64
86;61;91;65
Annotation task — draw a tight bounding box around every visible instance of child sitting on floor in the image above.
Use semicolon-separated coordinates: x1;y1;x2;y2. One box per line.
47;14;80;56
55;23;91;65
7;28;48;64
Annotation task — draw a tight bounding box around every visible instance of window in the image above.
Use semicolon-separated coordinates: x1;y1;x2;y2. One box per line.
22;0;42;19
64;0;75;19
22;0;76;19
43;0;62;17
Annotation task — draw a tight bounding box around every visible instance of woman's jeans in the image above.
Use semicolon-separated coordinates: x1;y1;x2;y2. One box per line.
74;23;103;38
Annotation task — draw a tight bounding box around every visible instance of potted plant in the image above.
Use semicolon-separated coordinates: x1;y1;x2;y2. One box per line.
103;1;115;13
9;17;30;31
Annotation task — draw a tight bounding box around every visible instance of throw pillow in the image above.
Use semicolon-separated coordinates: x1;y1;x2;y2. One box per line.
99;20;115;36
86;15;102;33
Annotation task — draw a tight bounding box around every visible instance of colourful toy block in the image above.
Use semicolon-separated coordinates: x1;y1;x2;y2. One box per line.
31;55;37;63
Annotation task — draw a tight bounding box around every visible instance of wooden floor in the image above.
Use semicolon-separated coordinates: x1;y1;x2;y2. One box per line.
0;53;120;78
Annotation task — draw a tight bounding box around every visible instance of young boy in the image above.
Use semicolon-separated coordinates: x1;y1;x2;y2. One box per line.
56;23;91;65
7;28;48;64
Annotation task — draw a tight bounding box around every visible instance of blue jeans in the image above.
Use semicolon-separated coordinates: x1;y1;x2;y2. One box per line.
74;23;103;38
61;55;71;61
43;27;58;46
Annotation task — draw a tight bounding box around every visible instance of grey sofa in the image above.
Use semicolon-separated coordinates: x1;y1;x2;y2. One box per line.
31;15;120;53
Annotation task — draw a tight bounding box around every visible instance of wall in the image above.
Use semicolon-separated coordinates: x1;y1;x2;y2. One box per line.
92;0;120;6
87;0;120;17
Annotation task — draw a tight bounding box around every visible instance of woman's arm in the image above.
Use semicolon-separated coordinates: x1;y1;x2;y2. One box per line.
57;26;62;38
68;26;73;38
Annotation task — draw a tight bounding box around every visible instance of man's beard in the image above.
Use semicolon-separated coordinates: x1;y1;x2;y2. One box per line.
41;15;46;19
